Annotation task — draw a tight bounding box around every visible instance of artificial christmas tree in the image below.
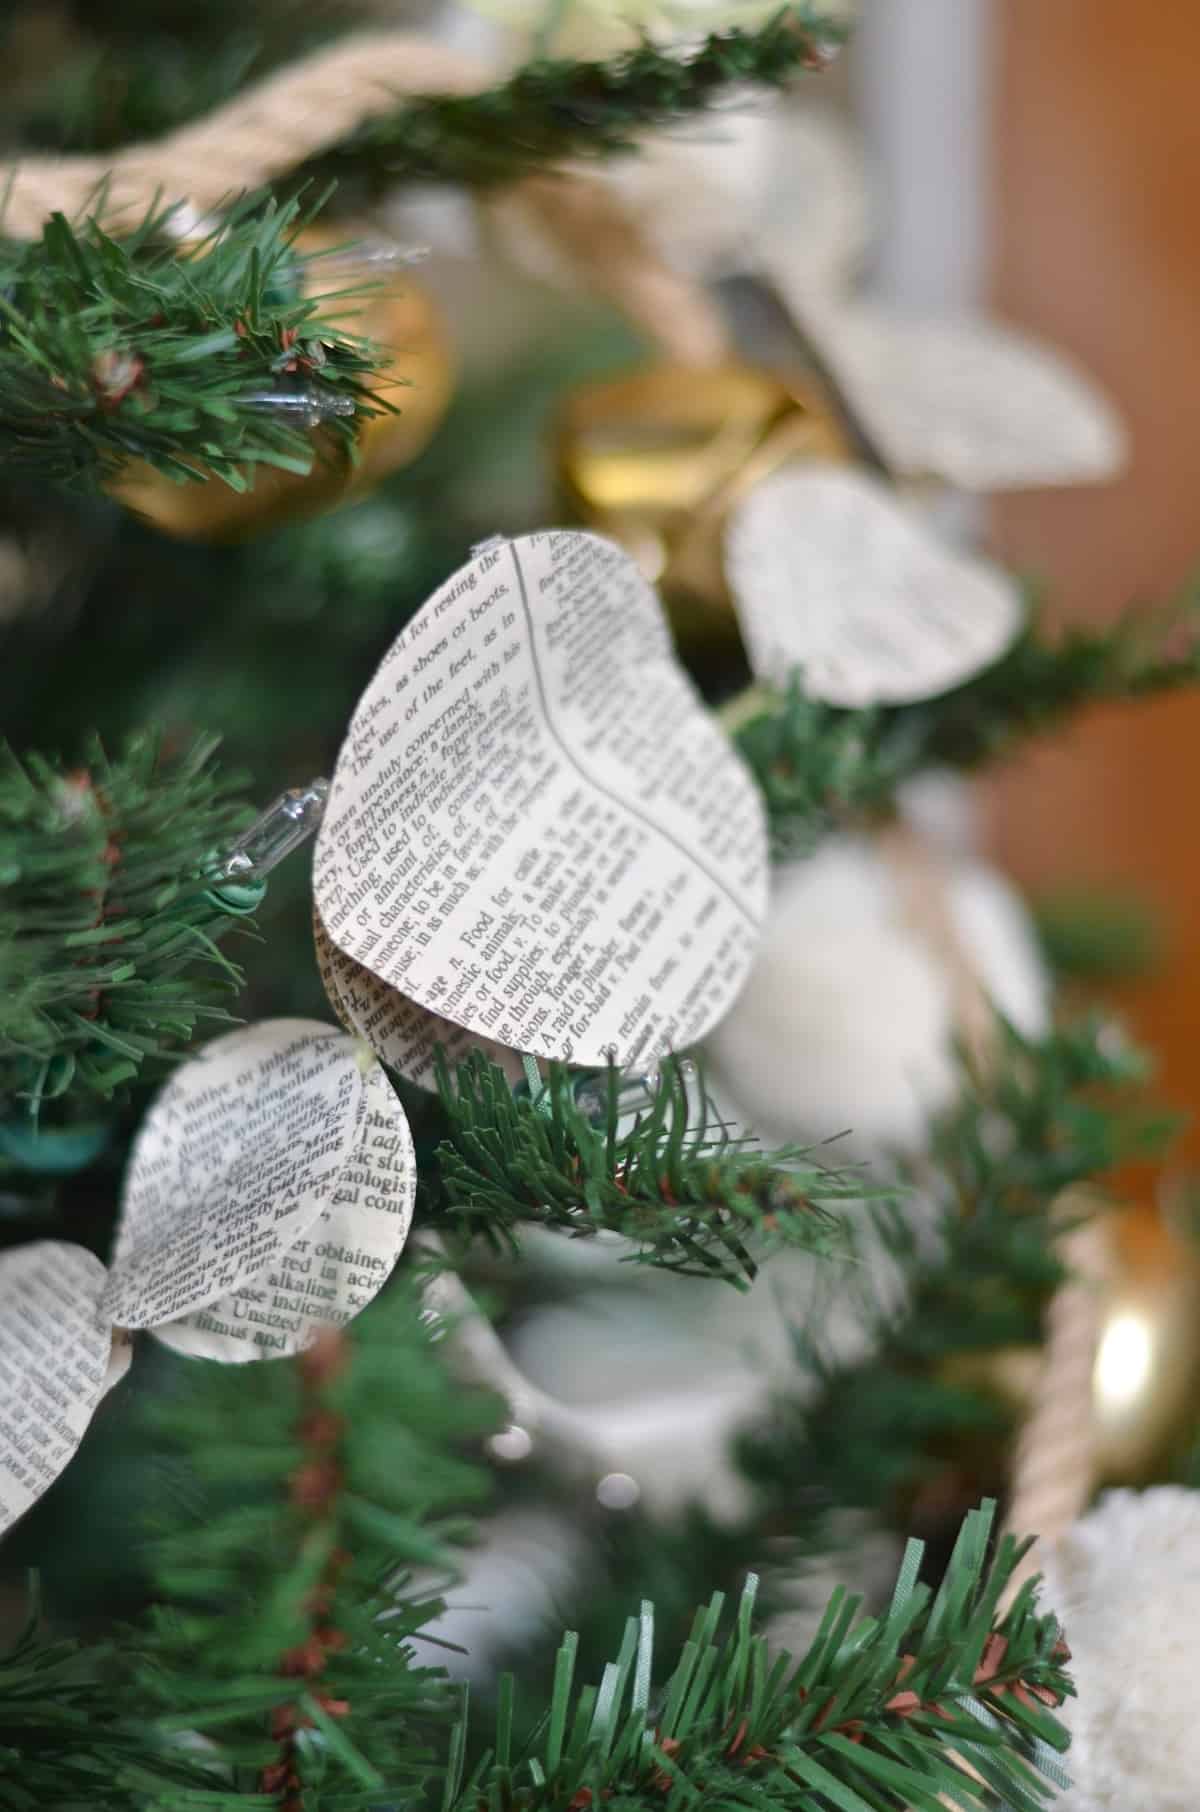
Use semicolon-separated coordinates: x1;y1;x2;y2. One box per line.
1;6;1198;1810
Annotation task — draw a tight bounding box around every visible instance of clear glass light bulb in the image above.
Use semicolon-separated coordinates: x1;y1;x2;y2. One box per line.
238;387;357;430
210;779;329;884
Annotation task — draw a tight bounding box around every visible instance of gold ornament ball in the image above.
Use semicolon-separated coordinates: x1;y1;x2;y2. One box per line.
939;1204;1200;1491
554;361;849;654
1090;1203;1200;1482
108;233;455;543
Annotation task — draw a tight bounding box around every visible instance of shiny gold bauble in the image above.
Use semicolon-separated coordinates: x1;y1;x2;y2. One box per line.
936;1203;1200;1490
1090;1202;1200;1482
108;232;454;543
554;361;849;654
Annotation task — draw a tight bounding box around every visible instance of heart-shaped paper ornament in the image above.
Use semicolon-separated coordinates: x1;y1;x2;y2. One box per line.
313;530;768;1081
0;1242;111;1533
725;464;1022;708
809;302;1127;492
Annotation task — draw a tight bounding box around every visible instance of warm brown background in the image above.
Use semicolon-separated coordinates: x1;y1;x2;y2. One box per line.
988;1;1200;1185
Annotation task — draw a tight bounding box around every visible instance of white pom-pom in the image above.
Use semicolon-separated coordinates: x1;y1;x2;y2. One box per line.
703;819;1048;1158
1040;1488;1200;1811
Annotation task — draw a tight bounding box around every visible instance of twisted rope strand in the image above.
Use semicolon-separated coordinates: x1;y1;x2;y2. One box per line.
0;31;729;365
1001;1212;1109;1604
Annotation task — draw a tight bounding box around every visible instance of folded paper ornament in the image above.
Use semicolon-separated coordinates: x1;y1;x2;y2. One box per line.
805;299;1128;494
312;529;769;1087
724;462;1023;707
0;1019;415;1532
0;1242;114;1535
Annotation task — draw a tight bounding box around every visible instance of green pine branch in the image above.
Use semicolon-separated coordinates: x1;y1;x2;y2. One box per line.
285;12;849;196
432;1051;865;1285
5;2;362;154
0;198;388;489
743;1015;1172;1521
133;1279;500;1809
449;1501;1072;1812
0;729;257;1120
0;1598;234;1812
7;10;843;185
735;582;1200;849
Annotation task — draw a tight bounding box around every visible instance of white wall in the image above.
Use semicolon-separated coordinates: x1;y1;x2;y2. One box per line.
852;0;995;312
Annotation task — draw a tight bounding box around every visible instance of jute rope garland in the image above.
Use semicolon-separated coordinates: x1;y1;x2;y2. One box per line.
1000;1210;1109;1603
0;30;729;367
877;821;1100;1579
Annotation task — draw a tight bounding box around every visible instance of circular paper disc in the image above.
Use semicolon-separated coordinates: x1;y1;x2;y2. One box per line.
105;1020;364;1329
726;463;1022;708
152;1063;416;1362
0;1242;111;1533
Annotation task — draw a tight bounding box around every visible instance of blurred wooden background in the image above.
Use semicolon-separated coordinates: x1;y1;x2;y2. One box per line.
988;1;1200;1178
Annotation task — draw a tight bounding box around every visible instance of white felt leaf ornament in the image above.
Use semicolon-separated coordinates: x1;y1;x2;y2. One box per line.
313;530;768;1085
725;463;1022;707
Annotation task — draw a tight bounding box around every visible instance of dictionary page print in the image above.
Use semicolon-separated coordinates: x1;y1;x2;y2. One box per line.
153;1063;415;1362
0;1243;111;1532
105;1020;365;1330
313;531;768;1074
314;908;522;1092
726;464;1022;708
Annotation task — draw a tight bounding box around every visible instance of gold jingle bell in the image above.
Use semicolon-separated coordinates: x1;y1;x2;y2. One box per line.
109;230;455;543
554;362;849;655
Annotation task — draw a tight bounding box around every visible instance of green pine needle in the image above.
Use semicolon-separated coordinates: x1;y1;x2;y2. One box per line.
736;582;1200;849
296;11;849;195
449;1501;1072;1812
0;729;257;1115
743;1015;1173;1521
433;1051;866;1285
134;1279;500;1807
0;197;389;489
0;1597;238;1812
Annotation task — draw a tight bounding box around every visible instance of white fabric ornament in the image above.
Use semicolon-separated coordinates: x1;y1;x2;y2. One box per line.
1039;1488;1200;1812
702;812;1048;1159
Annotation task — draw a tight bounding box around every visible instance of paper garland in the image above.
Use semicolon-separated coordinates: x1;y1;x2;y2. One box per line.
0;1021;416;1532
725;463;1023;707
0;1243;111;1535
810;301;1128;493
312;530;768;1083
